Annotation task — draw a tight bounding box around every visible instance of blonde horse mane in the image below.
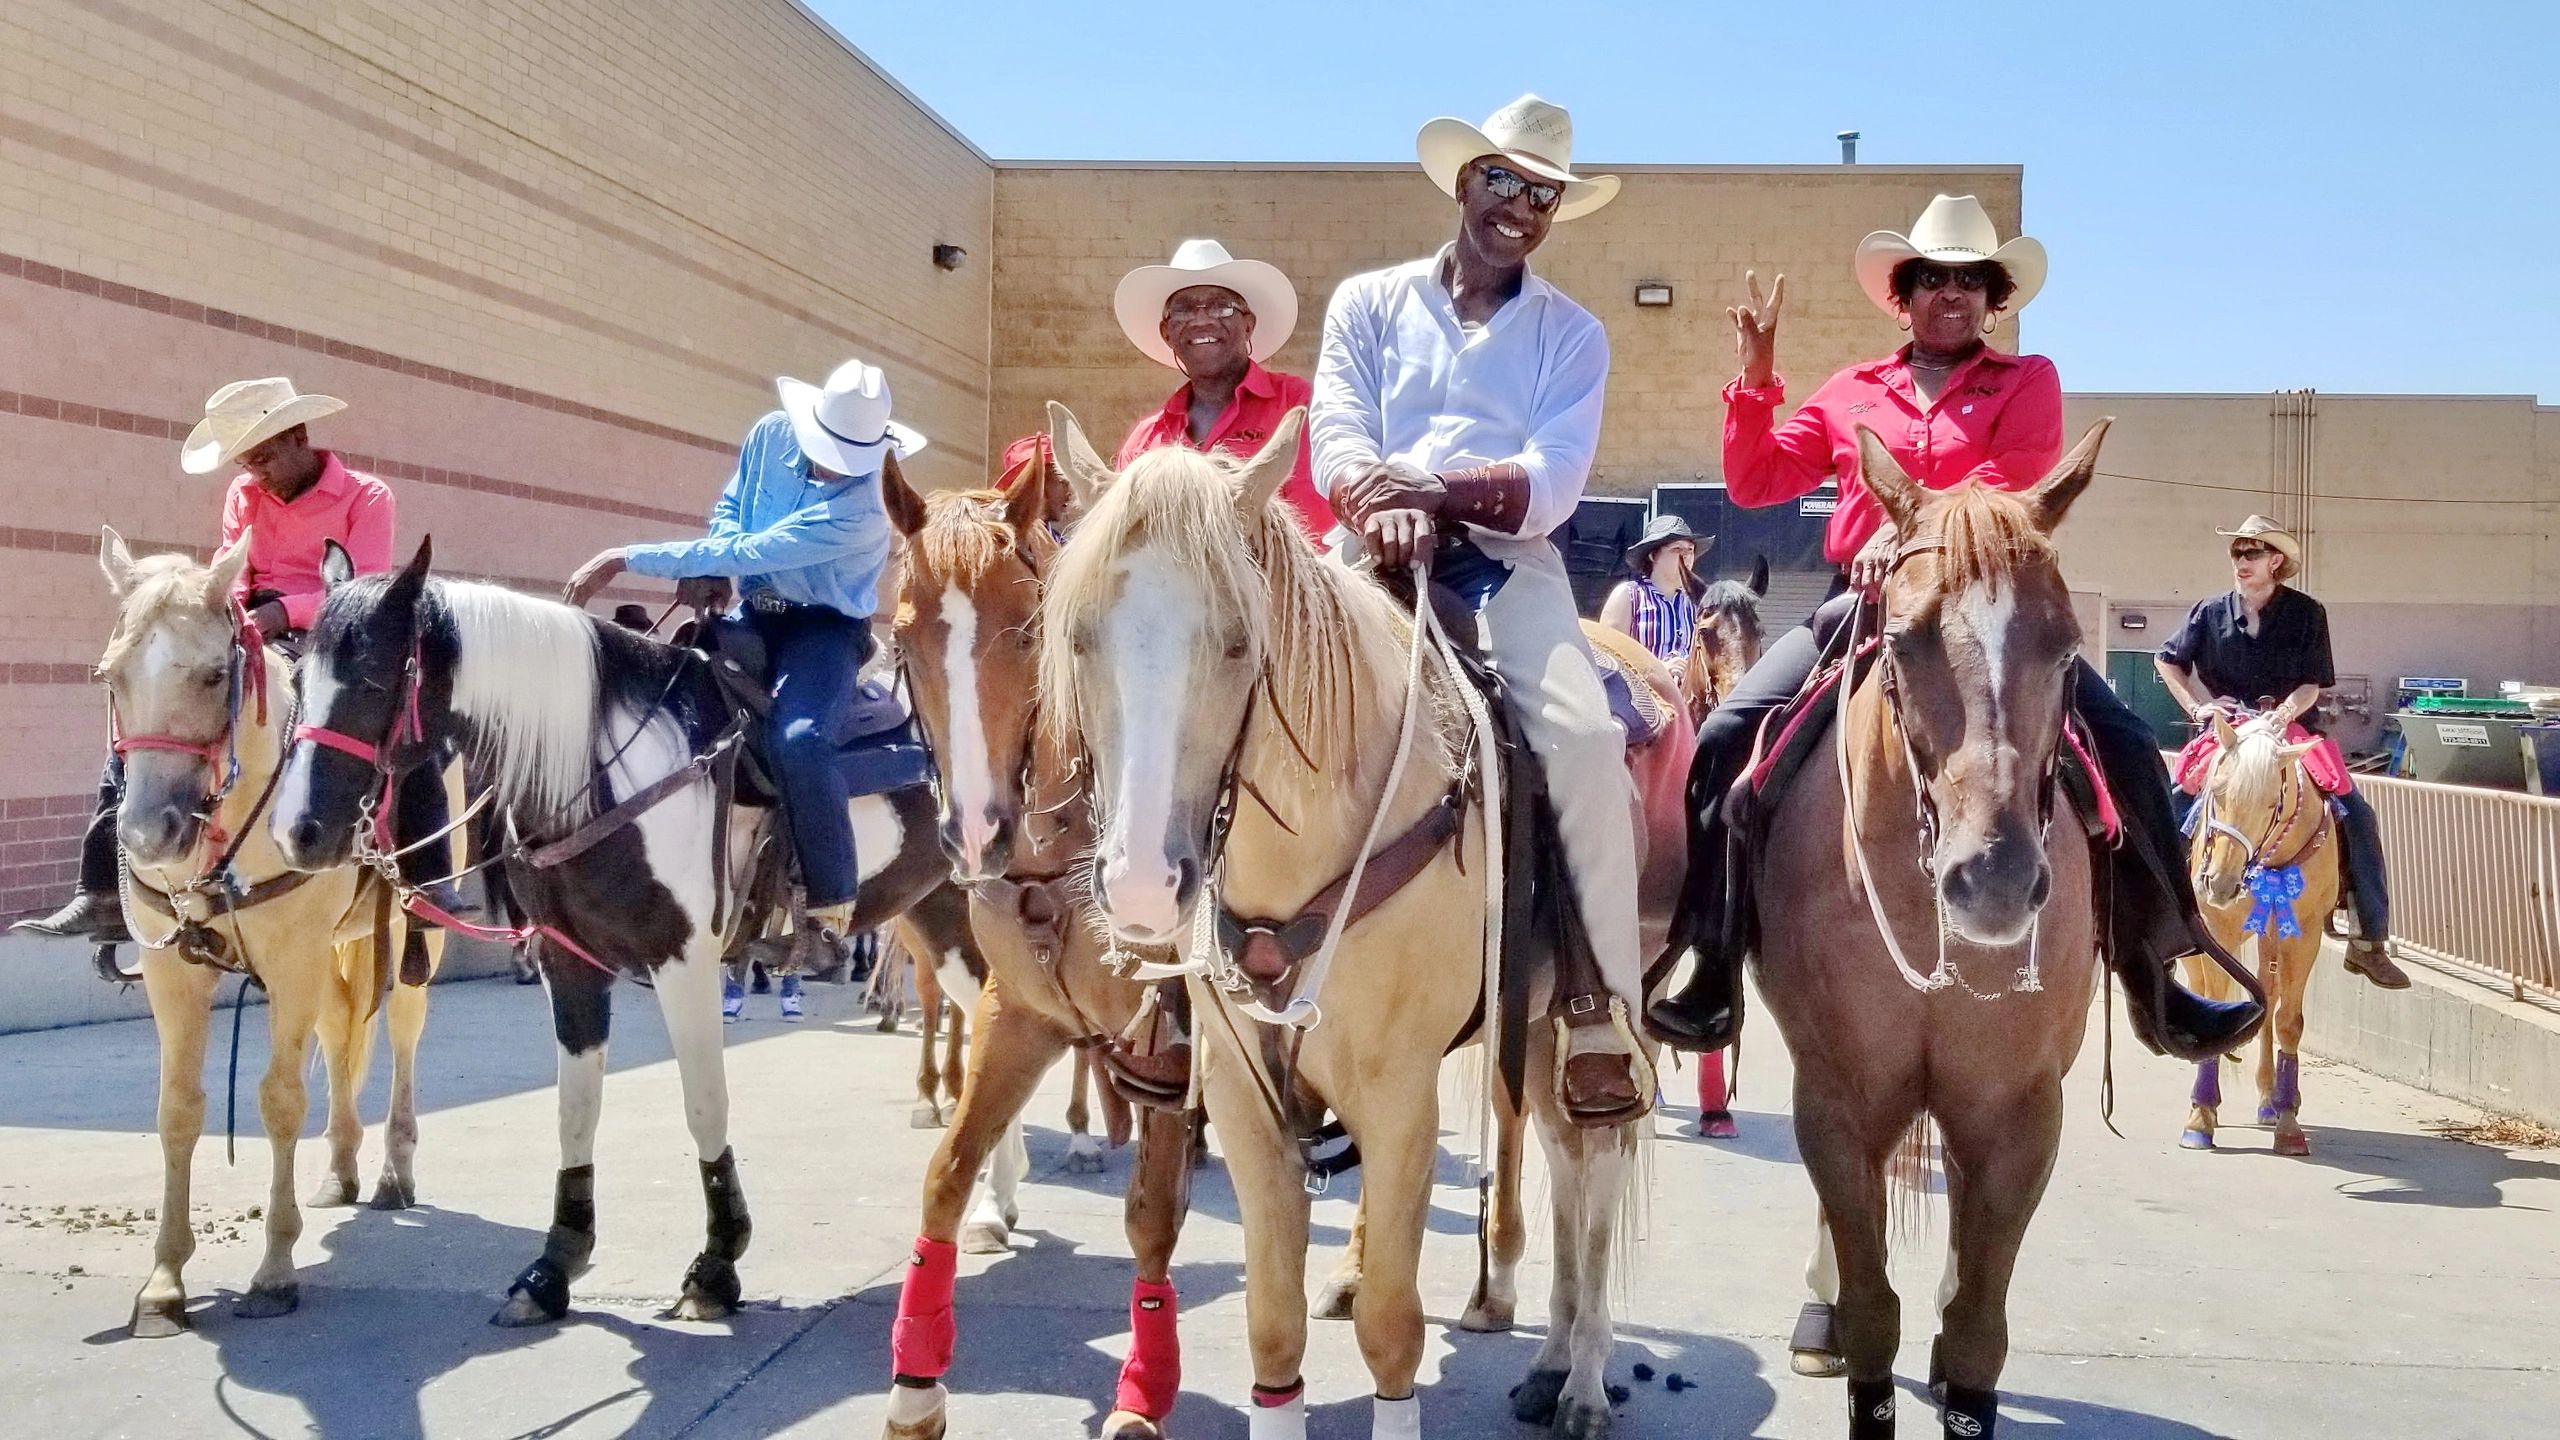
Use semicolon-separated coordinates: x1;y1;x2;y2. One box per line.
1040;444;1456;793
913;487;1053;587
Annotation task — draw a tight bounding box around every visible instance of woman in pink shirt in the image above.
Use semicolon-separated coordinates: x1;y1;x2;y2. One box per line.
1646;197;2261;1067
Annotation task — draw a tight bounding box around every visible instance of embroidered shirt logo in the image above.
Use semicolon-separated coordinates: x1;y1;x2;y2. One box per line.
1846;401;1876;415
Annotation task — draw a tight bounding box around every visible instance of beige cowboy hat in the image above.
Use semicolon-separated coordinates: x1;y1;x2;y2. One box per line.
180;377;347;475
2215;514;2303;575
775;358;928;478
1852;194;2048;318
1417;94;1620;223
1113;239;1300;371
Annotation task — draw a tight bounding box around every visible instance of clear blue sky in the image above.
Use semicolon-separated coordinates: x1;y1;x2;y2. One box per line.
824;0;2557;402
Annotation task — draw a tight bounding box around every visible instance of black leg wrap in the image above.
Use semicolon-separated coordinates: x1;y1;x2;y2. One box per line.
1940;1382;1997;1438
554;1164;597;1235
507;1165;597;1318
1849;1377;1897;1440
681;1251;744;1313
700;1148;752;1262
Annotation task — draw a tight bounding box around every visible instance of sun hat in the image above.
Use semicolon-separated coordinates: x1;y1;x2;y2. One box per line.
1113;240;1299;371
1851;194;2048;318
1625;513;1711;569
180;377;347;475
1416;94;1620;223
2215;514;2303;576
775;359;928;478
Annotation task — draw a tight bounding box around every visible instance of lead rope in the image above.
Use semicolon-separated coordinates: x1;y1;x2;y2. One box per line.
1835;599;1954;995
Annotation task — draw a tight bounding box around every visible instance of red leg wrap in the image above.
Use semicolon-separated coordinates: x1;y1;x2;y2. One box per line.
1113;1277;1182;1419
890;1236;959;1380
1696;1049;1729;1113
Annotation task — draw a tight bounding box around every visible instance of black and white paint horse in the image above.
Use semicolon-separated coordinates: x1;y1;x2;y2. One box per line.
270;538;966;1325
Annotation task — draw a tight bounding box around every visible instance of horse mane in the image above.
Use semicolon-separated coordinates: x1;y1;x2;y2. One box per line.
914;487;1052;586
1040;445;1449;790
435;580;604;820
2212;718;2294;811
1694;577;1765;648
1913;482;2055;596
99;553;225;671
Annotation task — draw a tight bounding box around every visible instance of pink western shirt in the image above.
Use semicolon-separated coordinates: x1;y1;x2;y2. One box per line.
1721;346;2063;564
218;451;396;631
1116;361;1334;538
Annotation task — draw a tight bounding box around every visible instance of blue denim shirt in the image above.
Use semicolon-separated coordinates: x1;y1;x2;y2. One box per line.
623;411;891;618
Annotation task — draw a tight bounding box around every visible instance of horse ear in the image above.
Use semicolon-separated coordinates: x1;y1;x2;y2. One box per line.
1001;447;1051;537
98;525;138;597
1233;407;1305;520
1045;401;1116;510
2278;739;2321;763
2027;417;2112;533
1855;426;1924;535
205;528;253;599
881;448;927;538
386;536;432;602
322;539;356;591
2210;711;2241;754
1748;554;1771;597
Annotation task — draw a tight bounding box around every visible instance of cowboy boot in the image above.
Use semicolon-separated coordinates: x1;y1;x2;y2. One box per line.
1645;947;1740;1053
12;889;128;944
2108;843;2264;1062
2344;937;2411;990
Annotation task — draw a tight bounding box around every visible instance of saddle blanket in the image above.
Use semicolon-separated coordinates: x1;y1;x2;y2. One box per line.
2174;722;2351;797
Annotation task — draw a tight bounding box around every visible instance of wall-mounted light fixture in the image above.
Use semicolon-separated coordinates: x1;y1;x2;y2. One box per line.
932;243;967;271
1633;282;1674;308
2117;612;2148;631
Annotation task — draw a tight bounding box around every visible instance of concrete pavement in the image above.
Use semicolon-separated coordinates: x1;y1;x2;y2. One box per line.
0;965;2552;1439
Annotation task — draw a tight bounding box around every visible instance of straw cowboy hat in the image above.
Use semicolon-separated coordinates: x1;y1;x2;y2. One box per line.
1417;94;1620;223
775;359;927;478
1851;194;2048;318
1114;239;1299;371
180;377;347;475
2215;514;2304;577
1625;513;1711;570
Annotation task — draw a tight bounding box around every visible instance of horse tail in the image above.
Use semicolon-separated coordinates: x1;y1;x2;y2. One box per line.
1887;1114;1939;1248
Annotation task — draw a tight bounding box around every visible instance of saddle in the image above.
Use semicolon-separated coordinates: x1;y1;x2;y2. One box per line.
694;613;932;802
1585;624;1682;749
2174;720;2352;796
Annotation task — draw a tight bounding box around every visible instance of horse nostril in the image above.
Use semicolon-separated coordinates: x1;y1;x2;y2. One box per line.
1172;856;1201;911
287;816;325;857
2027;864;2052;910
936;815;965;865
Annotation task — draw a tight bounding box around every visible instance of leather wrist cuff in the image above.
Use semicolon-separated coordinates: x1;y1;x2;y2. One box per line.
1433;464;1531;535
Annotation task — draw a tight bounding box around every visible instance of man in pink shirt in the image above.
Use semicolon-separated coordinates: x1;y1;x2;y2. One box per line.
1110;239;1332;538
17;379;463;944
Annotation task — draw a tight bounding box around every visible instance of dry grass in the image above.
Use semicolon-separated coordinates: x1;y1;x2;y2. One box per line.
2423;1113;2560;1149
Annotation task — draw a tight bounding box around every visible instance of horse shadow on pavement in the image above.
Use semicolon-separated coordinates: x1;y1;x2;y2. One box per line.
2280;1123;2556;1211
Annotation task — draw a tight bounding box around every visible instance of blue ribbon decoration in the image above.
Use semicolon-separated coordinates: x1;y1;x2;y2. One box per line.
2243;863;2305;939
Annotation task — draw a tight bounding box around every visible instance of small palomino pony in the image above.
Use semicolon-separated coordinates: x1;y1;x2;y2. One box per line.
2178;712;2337;1156
271;539;966;1326
1041;405;1657;1440
93;528;450;1336
1752;424;2112;1439
872;458;1200;1440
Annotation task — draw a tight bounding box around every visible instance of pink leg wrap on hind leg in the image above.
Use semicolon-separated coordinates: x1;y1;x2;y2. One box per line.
1696;1049;1729;1113
890;1236;959;1379
1115;1277;1181;1418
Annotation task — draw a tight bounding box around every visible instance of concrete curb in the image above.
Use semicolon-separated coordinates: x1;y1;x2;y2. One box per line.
2301;936;2560;1128
0;933;518;1035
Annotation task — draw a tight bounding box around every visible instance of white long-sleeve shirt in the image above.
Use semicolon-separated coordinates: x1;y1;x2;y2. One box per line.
1308;245;1611;552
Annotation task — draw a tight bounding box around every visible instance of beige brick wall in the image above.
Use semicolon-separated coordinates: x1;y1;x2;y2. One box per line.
988;161;2025;493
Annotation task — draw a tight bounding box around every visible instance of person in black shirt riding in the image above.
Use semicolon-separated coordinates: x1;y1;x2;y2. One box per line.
2155;515;2409;989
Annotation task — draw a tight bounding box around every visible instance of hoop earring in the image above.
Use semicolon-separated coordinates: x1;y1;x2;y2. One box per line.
1897;313;1912;333
1981;312;2001;336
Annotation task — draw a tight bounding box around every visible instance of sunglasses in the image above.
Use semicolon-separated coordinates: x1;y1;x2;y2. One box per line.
1910;262;1995;293
1164;298;1247;323
2229;545;2276;563
1477;164;1562;213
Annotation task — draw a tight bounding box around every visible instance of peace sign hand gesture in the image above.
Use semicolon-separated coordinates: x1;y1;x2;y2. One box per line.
1730;270;1785;389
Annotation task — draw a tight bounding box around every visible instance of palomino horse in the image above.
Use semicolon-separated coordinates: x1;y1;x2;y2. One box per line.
1754;425;2111;1439
2179;712;2336;1156
1683;556;1770;724
872;461;1202;1440
271;539;967;1326
1041;405;1655;1440
94;529;449;1336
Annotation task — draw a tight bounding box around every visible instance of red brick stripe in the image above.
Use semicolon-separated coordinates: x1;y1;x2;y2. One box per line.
0;387;700;527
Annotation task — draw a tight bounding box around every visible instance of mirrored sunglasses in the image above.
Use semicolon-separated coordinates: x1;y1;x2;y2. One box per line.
1479;164;1562;212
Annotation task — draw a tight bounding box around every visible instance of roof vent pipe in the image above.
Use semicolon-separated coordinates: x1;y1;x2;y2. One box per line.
1837;130;1860;164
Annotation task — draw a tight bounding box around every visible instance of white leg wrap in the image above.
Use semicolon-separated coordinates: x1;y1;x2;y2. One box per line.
1372;1392;1423;1439
1247;1392;1308;1440
885;1381;947;1428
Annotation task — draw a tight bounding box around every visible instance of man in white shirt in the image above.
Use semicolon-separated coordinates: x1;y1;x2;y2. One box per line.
1309;95;1645;1125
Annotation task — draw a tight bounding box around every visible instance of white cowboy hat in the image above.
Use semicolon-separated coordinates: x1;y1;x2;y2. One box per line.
1416;94;1620;223
1113;239;1300;371
1851;194;2048;318
775;359;928;478
2215;514;2304;576
180;377;347;475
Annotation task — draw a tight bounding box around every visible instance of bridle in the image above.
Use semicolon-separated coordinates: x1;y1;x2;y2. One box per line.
2192;722;2329;886
106;598;271;829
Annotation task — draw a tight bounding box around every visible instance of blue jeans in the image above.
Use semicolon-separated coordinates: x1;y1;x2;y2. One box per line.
751;604;873;909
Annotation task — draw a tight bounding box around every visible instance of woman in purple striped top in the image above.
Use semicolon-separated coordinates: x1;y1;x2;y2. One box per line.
1600;513;1703;670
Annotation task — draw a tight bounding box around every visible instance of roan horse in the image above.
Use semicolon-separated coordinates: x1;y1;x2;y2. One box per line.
1752;424;2111;1439
872;459;1201;1440
2178;712;2336;1156
270;539;963;1326
94;529;449;1336
1042;405;1656;1440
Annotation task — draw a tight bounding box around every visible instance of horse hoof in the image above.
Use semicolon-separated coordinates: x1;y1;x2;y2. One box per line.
669;1291;736;1322
367;1178;416;1211
1099;1410;1165;1440
1788;1349;1847;1378
883;1381;949;1439
1788;1301;1845;1377
2256;1104;2281;1128
308;1177;358;1208
2275;1128;2312;1157
490;1290;564;1328
2179;1128;2216;1151
128;1297;191;1338
232;1284;299;1320
959;1221;1010;1256
909;1103;946;1130
1065;1138;1107;1174
1555;1395;1615;1439
1511;1368;1569;1425
1459;1295;1515;1333
1309;1273;1358;1321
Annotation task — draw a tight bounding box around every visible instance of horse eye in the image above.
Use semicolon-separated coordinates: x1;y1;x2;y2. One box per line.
1223;636;1248;661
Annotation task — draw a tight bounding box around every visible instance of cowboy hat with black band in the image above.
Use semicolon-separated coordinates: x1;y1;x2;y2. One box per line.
776;359;928;478
1417;94;1620;223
